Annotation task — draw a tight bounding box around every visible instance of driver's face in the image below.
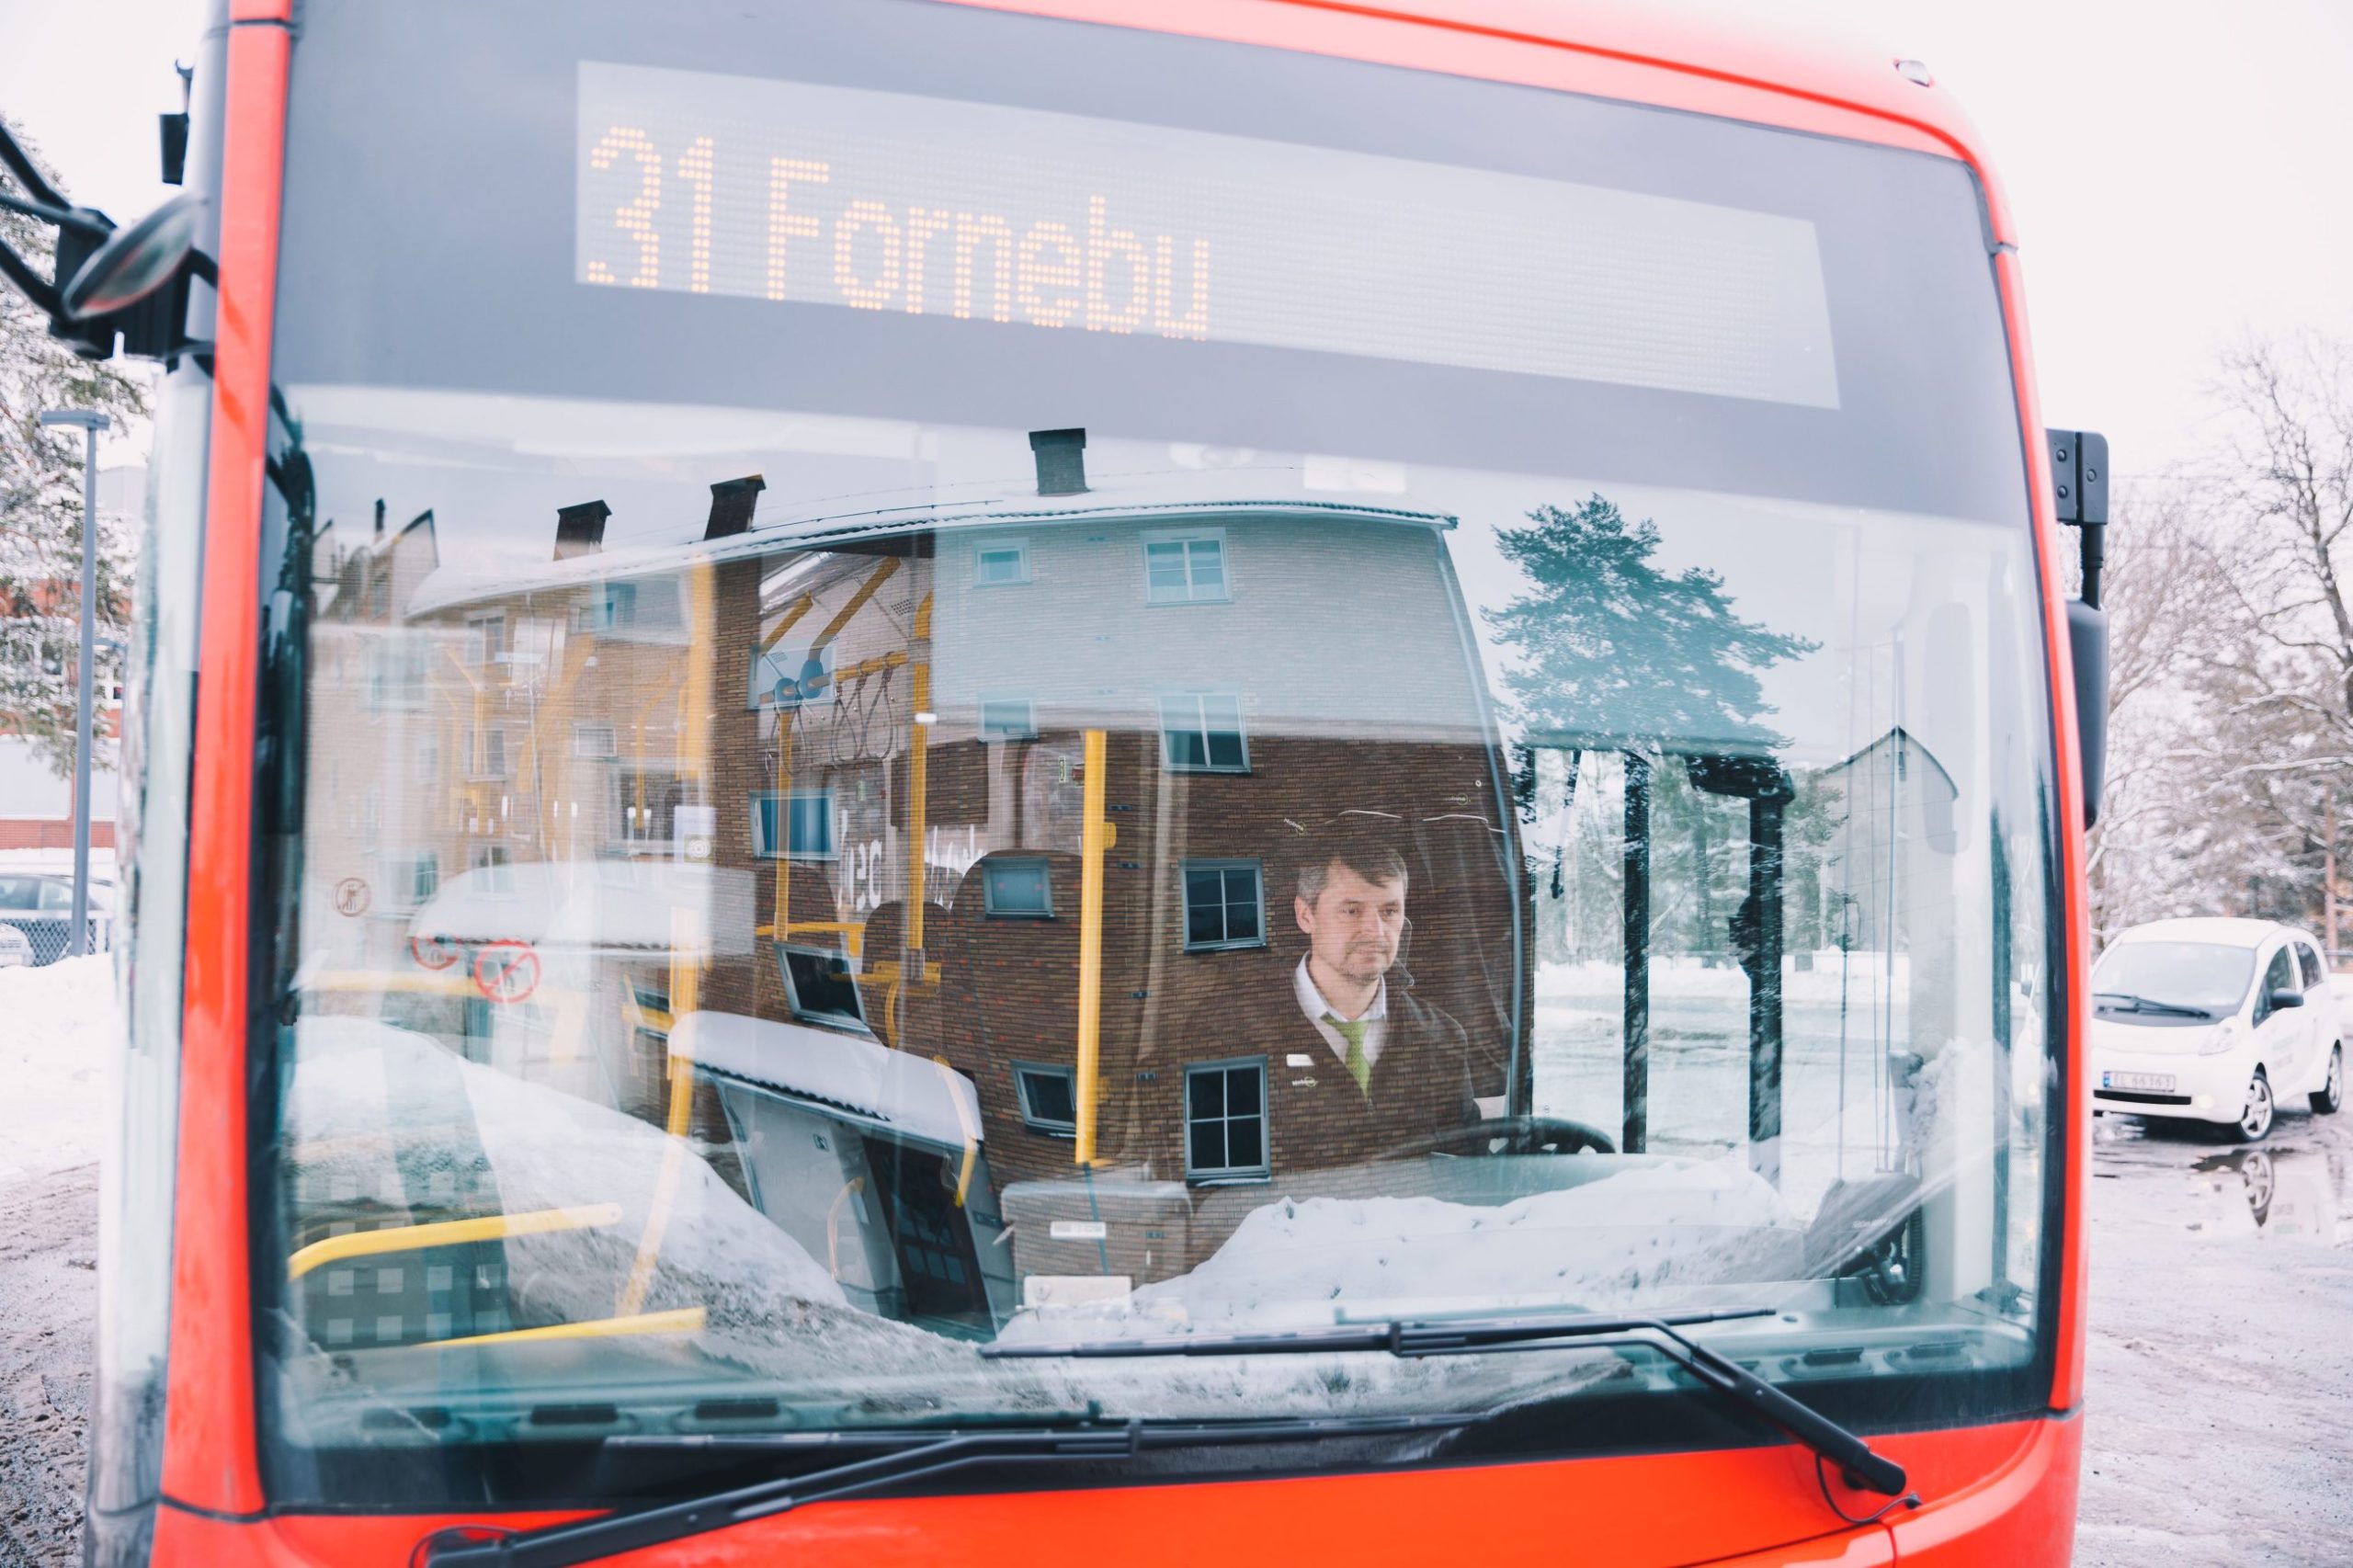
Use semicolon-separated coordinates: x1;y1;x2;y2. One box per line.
1296;864;1406;986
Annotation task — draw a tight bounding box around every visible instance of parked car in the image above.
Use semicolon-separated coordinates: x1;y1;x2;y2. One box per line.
0;922;30;969
2091;917;2346;1142
0;872;115;966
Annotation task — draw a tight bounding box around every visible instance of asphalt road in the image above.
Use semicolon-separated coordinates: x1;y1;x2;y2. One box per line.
2074;1096;2353;1565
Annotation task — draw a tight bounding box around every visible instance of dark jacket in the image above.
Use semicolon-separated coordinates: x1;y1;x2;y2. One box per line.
1176;973;1503;1176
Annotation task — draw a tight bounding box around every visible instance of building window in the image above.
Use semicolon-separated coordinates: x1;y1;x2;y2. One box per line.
574;722;619;759
1012;1062;1078;1136
1185;1060;1268;1182
751;790;835;859
467;614;506;665
974;538;1030;587
1183;860;1264;950
978;695;1036;741
468;726;510;780
982;858;1053;919
1142;530;1229;604
777;945;868;1031
468;844;515;897
408;852;440;906
412;732;439;785
1159;692;1247;772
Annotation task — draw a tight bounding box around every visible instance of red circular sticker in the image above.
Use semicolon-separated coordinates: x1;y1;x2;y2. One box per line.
473;940;541;1005
409;933;460;971
334;876;372;916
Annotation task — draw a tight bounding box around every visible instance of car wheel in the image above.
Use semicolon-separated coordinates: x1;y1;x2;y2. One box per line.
2233;1068;2275;1143
2313;1044;2344;1116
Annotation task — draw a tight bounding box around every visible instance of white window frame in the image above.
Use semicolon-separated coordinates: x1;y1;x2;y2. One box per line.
982;857;1055;919
750;789;836;860
1142;528;1230;605
468;725;511;781
468;843;516;898
1184;1057;1270;1183
1181;858;1266;951
574;722;620;759
1012;1062;1078;1136
972;536;1032;588
1158;691;1249;774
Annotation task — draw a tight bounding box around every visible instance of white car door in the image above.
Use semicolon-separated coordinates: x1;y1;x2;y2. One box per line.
2253;944;2307;1087
2294;941;2333;1091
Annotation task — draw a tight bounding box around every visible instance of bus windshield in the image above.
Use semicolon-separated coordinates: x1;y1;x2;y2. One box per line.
254;0;2059;1507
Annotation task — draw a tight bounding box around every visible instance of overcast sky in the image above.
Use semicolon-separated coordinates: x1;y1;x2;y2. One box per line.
3;0;2347;479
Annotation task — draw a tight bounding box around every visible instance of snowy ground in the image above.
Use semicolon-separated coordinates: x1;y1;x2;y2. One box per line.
2073;1103;2353;1566
0;958;108;1568
2;954;2348;1563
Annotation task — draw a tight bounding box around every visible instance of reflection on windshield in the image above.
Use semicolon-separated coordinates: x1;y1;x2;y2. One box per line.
2094;941;2256;1015
262;395;2055;1466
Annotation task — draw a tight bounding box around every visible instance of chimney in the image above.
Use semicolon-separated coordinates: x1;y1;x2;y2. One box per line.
372;497;385;539
704;473;767;540
553;499;610;561
1029;427;1088;496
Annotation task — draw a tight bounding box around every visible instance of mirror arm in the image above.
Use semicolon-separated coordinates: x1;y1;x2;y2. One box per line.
0;116;72;213
0;234;63;320
2049;429;2112;830
0;189;112;237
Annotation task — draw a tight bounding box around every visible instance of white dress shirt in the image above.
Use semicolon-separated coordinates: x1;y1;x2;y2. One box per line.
1293;957;1389;1073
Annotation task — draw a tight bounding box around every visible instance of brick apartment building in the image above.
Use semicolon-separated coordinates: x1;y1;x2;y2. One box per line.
300;439;1527;1326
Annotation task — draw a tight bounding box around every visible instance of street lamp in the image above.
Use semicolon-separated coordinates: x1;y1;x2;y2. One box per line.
37;408;111;959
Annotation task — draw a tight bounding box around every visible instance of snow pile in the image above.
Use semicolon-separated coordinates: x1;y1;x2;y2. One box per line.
0;954;113;1185
676;1010;983;1148
996;1157;1804;1350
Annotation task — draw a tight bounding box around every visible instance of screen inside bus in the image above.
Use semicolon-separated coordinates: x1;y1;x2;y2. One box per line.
247;0;2060;1509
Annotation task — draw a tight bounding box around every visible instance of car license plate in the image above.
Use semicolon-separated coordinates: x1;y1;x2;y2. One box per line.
2101;1071;2176;1093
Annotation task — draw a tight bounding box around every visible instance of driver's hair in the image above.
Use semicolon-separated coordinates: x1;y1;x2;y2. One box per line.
1294;831;1409;906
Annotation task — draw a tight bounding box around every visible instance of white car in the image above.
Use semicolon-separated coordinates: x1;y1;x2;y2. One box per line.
2091;917;2346;1142
0;922;29;968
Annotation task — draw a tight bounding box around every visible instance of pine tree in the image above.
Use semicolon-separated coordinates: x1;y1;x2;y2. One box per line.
1483;494;1816;754
0;118;148;777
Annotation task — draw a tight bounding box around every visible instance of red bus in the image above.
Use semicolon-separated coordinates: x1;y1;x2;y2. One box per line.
6;1;2110;1562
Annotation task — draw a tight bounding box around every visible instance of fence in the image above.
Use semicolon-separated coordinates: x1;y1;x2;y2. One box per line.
0;913;113;967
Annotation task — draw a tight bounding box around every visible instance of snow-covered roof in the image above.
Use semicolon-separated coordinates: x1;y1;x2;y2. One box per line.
2109;916;2307;950
407;860;756;955
404;468;1455;619
674;1009;983;1149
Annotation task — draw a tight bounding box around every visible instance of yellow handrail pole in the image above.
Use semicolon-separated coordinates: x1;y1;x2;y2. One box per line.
772;704;794;937
757;590;817;654
1074;727;1114;1165
430;1305;706;1351
905;591;934;962
287;1202;625;1280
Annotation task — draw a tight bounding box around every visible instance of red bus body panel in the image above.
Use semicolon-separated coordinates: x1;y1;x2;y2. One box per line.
154;0;2088;1559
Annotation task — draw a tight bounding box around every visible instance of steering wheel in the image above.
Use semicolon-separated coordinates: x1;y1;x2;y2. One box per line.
1425;1115;1617;1157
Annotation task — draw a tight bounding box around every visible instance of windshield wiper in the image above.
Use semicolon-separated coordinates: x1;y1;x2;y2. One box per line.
2095;991;2210;1018
419;1414;1461;1567
985;1305;1908;1498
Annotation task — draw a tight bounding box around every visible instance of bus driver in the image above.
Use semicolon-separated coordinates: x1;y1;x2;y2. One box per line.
1192;831;1505;1173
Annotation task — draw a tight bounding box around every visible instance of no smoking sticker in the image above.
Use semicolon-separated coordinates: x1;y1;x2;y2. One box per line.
409;933;460;971
473;940;541;1005
334;877;371;916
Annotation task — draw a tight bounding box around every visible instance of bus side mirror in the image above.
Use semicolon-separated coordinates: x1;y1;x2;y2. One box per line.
2051;430;2109;830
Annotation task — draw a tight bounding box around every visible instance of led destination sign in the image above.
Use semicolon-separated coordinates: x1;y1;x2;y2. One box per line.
577;63;1841;408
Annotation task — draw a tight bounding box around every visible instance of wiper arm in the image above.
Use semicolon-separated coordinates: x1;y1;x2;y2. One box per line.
987;1305;1909;1498
419;1415;1462;1567
2095;991;2208;1018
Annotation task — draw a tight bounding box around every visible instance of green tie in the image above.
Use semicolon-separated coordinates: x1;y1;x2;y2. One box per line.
1326;1015;1372;1093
